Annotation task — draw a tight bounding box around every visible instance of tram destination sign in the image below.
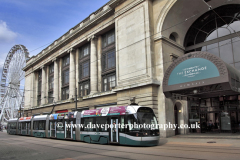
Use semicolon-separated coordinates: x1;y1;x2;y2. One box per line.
168;58;220;85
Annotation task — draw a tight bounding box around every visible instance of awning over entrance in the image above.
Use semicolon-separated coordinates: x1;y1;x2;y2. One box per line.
163;52;240;98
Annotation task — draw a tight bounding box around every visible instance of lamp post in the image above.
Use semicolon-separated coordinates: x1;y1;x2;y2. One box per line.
75;88;77;111
45;96;55;114
51;100;56;114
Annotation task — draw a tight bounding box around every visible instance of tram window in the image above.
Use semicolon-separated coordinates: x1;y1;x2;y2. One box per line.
22;123;26;130
83;118;95;131
10;123;16;129
73;120;76;131
18;123;21;130
89;118;95;132
83;118;88;131
50;121;56;130
119;116;124;132
65;119;76;131
80;118;84;131
26;122;30;129
33;121;39;130
127;115;138;131
96;117;107;132
137;111;159;130
39;121;45;130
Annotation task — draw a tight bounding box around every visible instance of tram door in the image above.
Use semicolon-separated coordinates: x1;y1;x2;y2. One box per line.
18;123;21;134
110;118;119;143
50;121;56;137
26;123;29;135
65;120;73;139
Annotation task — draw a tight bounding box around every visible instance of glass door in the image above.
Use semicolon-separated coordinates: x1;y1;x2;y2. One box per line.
18;123;21;134
110;118;118;143
65;120;73;139
50;121;56;137
26;122;29;135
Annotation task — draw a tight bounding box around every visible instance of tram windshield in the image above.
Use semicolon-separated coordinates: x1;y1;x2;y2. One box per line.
137;108;159;130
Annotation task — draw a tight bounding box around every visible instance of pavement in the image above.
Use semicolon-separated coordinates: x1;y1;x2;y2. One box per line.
173;132;240;139
158;132;240;148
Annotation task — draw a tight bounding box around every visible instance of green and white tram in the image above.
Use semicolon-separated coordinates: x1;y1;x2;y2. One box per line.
18;117;32;136
49;112;79;140
7;118;18;135
32;115;49;138
7;105;159;146
80;105;159;146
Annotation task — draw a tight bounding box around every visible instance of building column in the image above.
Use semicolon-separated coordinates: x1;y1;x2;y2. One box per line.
46;66;49;103
97;36;102;92
34;73;38;106
53;58;59;102
41;66;46;105
30;72;35;108
31;72;35;108
89;36;98;94
59;58;63;100
69;48;76;99
75;49;79;97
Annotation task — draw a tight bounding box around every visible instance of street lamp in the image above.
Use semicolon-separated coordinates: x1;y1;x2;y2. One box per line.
51;100;56;114
75;88;77;111
44;96;55;114
70;88;78;111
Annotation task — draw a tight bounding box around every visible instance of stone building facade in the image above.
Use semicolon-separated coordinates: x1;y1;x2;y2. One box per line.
23;0;240;137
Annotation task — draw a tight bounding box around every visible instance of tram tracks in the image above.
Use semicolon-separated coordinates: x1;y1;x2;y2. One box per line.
1;136;208;160
9;135;240;155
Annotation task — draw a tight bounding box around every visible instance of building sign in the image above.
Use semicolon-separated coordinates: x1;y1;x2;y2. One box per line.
168;58;220;85
55;109;68;113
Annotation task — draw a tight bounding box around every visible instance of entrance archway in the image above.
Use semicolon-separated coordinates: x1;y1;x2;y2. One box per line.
174;105;178;135
174;102;183;135
163;51;240;133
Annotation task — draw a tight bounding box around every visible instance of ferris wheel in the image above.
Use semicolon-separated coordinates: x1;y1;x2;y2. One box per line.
0;45;29;123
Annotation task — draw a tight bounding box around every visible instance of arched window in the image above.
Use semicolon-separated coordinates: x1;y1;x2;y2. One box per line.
184;4;240;69
169;32;179;43
169;33;176;42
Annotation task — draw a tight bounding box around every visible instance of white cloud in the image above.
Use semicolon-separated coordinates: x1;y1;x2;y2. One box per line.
0;20;17;42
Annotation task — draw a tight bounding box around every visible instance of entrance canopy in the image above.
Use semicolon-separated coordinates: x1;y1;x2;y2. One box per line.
163;52;240;98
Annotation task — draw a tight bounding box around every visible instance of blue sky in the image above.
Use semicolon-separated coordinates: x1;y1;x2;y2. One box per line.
0;0;109;69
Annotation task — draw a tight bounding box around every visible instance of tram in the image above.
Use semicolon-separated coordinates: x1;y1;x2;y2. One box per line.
18;117;31;135
7;105;159;146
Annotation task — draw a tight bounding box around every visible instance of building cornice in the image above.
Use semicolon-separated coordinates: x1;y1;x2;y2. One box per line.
23;0;126;72
114;0;145;18
113;79;160;92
